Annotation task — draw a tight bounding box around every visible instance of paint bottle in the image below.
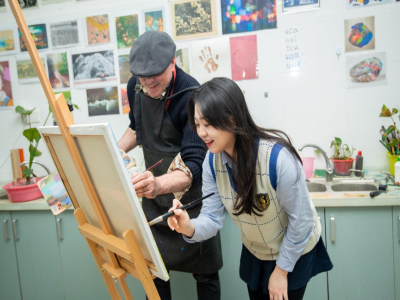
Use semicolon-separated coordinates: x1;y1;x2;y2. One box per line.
355;151;363;177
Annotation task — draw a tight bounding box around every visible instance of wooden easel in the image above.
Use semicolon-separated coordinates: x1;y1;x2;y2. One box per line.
8;1;160;299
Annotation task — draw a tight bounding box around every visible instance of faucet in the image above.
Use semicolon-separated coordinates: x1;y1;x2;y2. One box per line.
298;144;334;182
20;161;51;175
348;169;366;179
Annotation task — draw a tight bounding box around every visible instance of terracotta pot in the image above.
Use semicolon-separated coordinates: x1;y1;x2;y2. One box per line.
2;178;43;203
331;158;355;176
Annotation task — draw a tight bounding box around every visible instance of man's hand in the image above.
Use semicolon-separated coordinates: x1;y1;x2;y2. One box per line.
268;265;289;300
167;199;195;237
131;171;159;198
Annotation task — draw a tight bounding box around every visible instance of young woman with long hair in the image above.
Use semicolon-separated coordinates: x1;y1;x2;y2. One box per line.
167;77;333;300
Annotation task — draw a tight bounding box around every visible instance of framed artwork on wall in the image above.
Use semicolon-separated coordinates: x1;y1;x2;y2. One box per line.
18;0;38;9
115;13;140;49
0;28;19;55
85;14;111;46
344;16;375;53
282;0;320;13
0;61;14;107
347;0;394;8
86;86;120;116
143;9;165;32
19;24;49;52
16;57;46;83
46;52;70;90
49;20;80;48
0;0;6;13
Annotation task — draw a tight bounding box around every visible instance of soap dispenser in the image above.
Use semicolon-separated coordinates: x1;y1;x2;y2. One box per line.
355;151;363;177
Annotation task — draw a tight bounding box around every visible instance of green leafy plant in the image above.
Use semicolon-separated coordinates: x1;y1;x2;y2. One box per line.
330;137;355;160
379;105;400;155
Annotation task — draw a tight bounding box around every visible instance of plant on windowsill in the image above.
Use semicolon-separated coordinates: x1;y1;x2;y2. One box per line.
330;137;356;176
379;105;400;175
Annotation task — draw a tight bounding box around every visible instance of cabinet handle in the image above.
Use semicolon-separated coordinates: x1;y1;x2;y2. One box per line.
3;220;10;241
12;219;19;241
56;218;63;241
330;217;335;243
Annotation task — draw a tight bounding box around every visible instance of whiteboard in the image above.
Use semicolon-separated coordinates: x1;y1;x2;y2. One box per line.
38;123;169;281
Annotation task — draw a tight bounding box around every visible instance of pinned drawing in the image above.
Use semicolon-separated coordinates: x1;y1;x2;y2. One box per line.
19;24;48;52
86;86;119;116
18;0;38;9
118;54;131;84
16;57;46;83
0;0;6;13
347;0;393;8
230;35;258;81
121;86;130;114
0;61;13;107
144;10;164;32
0;29;17;55
345;16;375;53
283;0;319;13
116;14;139;49
175;48;190;74
86;14;110;45
47;52;70;89
50;21;79;48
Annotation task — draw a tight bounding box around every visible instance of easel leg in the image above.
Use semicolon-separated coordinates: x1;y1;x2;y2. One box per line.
117;275;134;300
123;229;161;300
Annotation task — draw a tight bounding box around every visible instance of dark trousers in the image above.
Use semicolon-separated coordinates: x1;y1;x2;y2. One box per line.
146;272;221;300
247;284;307;300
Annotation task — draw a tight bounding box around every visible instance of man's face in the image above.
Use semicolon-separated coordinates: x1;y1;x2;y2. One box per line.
138;57;175;98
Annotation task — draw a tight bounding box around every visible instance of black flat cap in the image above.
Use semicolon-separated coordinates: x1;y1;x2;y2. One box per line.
129;31;176;78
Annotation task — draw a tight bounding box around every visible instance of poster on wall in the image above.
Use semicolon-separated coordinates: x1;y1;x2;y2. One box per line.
120;86;130;114
143;9;164;32
72;49;116;88
50;21;80;48
221;0;277;34
283;0;319;13
191;37;231;84
42;0;71;4
0;0;6;13
47;52;70;89
18;0;38;9
344;16;375;53
87;86;119;116
118;54;131;84
171;0;218;41
175;48;190;74
19;24;49;52
230;35;258;81
86;14;111;45
347;0;394;8
346;52;387;88
116;14;139;49
16;57;46;83
0;29;18;55
0;61;13;107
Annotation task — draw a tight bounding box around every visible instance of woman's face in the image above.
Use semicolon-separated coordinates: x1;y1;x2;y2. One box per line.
194;103;236;156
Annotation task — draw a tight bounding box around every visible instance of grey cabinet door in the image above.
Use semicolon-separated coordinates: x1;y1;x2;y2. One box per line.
393;207;400;300
11;211;64;300
326;207;395;300
0;211;22;300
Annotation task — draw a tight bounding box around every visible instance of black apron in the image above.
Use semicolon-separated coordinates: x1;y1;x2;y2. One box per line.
133;80;223;274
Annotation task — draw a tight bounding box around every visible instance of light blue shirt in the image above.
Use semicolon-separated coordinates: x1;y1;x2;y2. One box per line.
184;147;315;272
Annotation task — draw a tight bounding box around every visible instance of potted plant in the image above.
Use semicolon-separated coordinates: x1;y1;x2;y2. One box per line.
379;104;400;175
330;137;356;176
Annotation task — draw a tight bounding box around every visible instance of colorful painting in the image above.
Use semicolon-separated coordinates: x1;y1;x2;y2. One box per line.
86;14;110;45
121;86;130;114
0;0;6;13
116;14;139;49
0;29;16;54
0;61;13;107
87;86;119;116
47;52;70;89
17;57;46;83
191;37;231;84
347;0;393;8
18;0;38;9
37;172;72;215
118;54;131;84
50;21;79;48
345;17;375;53
175;48;190;74
221;0;277;34
42;0;71;4
72;50;116;88
171;0;218;41
283;0;319;13
144;10;164;32
19;24;49;52
230;35;258;81
346;52;387;88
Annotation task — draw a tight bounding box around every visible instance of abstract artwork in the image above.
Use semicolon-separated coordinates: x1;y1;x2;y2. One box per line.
17;57;46;83
221;0;277;34
282;0;319;13
175;48;190;74
116;14;139;49
144;10;164;32
0;29;16;54
47;52;70;89
345;16;375;53
87;86;119;116
346;52;387;88
19;24;48;52
0;61;13;107
0;0;6;13
86;14;110;45
120;86;130;114
171;0;218;41
18;0;38;9
50;21;79;48
72;50;116;88
347;0;393;8
191;37;231;84
118;54;131;84
230;35;258;81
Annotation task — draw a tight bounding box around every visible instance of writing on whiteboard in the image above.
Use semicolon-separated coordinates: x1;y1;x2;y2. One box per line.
284;27;304;70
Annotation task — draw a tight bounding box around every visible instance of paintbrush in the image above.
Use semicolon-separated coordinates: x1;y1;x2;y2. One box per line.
143;159;163;173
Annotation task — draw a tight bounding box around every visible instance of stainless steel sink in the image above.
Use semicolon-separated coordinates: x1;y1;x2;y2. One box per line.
305;179;378;193
306;182;327;192
331;182;377;192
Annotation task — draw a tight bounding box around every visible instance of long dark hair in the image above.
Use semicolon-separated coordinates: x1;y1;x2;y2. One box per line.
188;77;302;216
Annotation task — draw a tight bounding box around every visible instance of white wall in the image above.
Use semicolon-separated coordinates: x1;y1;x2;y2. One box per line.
0;0;399;183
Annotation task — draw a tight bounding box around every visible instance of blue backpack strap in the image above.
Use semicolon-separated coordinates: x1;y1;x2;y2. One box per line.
209;152;216;182
269;143;284;191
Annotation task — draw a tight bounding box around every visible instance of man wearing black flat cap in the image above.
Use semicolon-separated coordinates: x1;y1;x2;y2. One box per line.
118;31;222;300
